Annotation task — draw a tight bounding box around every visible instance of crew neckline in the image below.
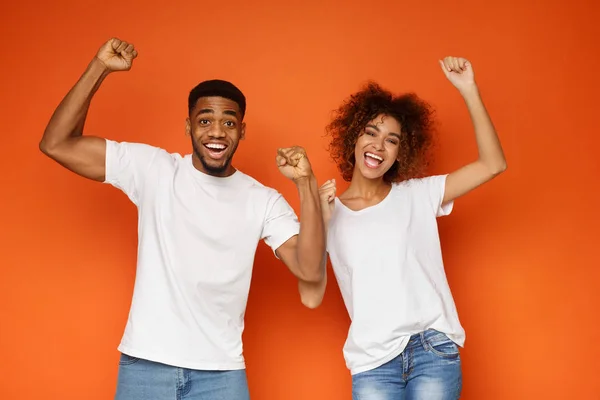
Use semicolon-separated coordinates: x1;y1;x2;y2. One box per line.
185;154;241;185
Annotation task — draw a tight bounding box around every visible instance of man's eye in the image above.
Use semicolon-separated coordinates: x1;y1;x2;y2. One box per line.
225;121;235;127
199;119;210;125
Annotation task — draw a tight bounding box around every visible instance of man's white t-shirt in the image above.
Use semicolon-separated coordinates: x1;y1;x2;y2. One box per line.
103;139;300;371
327;175;466;375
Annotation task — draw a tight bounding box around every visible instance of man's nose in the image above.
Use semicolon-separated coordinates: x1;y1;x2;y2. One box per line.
208;125;226;138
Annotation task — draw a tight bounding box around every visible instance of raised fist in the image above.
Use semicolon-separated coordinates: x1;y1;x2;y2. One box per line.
318;179;336;225
276;146;314;182
95;38;138;72
439;56;475;93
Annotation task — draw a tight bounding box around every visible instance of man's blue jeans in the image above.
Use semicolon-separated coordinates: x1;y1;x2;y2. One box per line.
114;354;250;400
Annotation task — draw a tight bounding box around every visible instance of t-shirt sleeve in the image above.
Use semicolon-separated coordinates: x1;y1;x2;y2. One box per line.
103;139;162;205
261;193;301;257
420;174;454;217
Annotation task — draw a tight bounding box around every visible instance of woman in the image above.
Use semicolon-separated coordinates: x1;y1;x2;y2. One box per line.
306;57;506;399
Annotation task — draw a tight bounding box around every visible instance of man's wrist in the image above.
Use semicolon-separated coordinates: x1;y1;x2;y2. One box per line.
89;57;111;78
293;174;316;188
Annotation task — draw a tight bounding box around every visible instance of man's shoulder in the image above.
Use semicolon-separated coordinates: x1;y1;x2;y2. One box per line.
107;139;183;161
235;171;279;195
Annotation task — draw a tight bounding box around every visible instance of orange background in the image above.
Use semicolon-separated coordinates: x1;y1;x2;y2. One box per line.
1;0;599;399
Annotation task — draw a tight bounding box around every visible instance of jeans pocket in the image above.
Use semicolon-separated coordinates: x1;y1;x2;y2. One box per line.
119;353;141;366
426;333;460;359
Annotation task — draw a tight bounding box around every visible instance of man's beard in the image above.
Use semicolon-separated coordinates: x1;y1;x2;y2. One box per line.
191;138;237;176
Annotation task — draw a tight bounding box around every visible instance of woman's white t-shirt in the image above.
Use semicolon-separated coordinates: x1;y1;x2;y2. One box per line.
327;175;465;375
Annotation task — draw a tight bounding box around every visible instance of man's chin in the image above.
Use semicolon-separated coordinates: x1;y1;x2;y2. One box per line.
191;141;236;176
200;156;231;175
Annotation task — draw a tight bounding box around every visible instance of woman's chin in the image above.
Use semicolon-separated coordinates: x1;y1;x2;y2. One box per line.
356;165;387;181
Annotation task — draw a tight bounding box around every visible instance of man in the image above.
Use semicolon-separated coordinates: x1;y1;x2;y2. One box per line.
39;37;325;399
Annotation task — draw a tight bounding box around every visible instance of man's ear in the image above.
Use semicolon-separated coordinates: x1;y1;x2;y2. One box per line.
185;118;191;137
240;122;246;140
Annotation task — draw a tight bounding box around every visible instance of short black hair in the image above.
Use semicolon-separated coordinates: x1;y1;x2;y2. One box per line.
188;79;246;119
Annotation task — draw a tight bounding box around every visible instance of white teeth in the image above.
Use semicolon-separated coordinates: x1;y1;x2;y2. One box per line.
206;143;226;150
365;152;383;161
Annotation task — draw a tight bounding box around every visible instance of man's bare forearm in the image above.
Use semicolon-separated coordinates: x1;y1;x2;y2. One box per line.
295;174;326;282
40;57;110;152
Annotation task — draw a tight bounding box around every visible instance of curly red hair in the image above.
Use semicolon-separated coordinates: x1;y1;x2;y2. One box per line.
326;82;435;183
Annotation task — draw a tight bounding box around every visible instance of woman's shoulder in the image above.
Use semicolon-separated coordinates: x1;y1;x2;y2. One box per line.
394;174;447;187
392;175;448;195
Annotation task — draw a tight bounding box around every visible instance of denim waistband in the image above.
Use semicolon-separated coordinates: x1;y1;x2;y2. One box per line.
404;329;453;351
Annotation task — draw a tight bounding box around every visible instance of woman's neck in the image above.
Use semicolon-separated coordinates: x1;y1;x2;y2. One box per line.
344;171;391;200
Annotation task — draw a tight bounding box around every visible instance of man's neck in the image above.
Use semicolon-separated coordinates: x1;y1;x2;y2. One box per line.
191;153;236;177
